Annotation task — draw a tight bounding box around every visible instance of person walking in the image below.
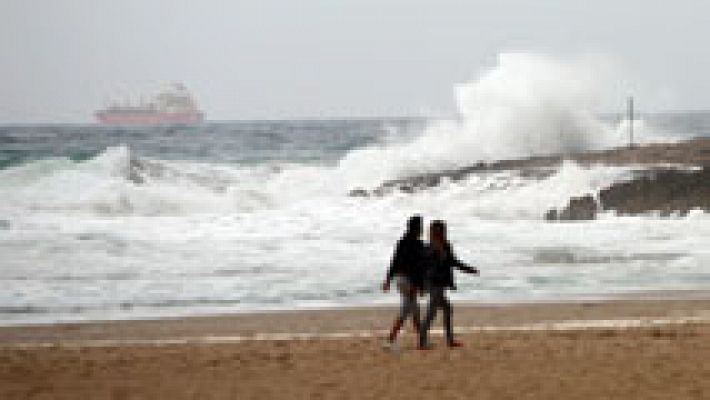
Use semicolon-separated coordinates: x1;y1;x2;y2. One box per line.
382;215;426;347
419;220;478;349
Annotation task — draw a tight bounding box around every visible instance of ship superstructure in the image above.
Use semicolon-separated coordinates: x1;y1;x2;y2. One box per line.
95;82;204;125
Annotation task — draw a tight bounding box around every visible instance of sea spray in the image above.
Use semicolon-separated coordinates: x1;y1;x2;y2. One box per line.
371;160;635;221
338;53;619;188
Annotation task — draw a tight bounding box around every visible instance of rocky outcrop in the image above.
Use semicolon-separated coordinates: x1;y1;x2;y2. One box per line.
346;136;710;220
545;195;598;221
546;167;710;220
349;137;710;197
349;167;556;197
598;167;710;216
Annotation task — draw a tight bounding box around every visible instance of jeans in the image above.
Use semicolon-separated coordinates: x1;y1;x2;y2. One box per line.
419;285;453;346
395;275;420;326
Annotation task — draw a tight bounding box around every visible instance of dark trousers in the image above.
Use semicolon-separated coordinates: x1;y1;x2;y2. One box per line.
396;275;420;326
419;285;453;346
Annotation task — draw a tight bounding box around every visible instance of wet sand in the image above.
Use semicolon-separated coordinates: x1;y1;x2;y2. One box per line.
2;298;710;399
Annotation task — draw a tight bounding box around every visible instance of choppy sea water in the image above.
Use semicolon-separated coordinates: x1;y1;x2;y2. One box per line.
1;115;709;326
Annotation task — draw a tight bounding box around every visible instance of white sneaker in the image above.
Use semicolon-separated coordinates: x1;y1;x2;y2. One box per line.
382;340;400;354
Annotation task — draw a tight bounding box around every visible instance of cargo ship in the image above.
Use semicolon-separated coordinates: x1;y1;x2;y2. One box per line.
95;82;204;125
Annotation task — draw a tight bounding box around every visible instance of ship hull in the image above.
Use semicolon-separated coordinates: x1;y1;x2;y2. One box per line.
95;111;203;125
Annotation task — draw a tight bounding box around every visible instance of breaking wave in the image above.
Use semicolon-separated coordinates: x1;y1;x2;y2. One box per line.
338;52;624;187
0;143;637;222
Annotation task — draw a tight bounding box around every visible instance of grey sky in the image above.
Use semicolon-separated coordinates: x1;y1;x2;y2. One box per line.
1;0;709;123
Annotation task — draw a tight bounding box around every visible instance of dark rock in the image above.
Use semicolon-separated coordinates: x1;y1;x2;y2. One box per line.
598;167;710;216
544;209;558;221
399;185;415;194
348;188;369;197
546;167;710;220
555;195;598;221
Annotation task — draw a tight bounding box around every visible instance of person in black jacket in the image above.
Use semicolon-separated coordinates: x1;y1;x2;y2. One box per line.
382;215;426;346
419;220;478;349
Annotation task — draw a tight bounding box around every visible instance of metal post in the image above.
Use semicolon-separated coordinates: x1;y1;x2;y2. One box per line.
628;96;634;148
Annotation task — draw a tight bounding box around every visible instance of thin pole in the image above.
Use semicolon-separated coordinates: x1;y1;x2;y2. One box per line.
628;96;634;147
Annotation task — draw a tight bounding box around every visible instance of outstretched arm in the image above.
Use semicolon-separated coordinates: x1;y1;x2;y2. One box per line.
457;264;479;275
448;244;479;275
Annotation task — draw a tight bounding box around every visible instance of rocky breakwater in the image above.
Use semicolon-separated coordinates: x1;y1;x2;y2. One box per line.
347;136;710;220
545;137;710;220
350;137;710;198
546;167;710;220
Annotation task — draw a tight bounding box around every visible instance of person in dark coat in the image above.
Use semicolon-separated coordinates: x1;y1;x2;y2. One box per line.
419;220;478;349
382;215;426;346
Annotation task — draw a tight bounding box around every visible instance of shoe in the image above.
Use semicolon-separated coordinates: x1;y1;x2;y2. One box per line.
447;340;464;348
383;340;400;353
417;344;433;350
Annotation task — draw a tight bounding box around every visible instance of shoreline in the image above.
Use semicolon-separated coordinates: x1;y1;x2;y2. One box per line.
4;288;710;329
4;287;710;326
2;294;710;346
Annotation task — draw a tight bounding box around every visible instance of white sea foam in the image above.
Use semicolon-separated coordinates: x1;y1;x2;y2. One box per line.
1;146;708;326
337;53;628;187
0;53;707;325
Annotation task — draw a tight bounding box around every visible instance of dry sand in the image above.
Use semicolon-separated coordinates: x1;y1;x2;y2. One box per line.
1;298;710;399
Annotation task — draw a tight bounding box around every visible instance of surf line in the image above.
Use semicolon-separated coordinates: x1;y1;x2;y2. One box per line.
4;315;709;350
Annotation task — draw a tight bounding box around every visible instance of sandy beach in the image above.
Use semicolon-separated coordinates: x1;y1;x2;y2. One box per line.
1;298;710;399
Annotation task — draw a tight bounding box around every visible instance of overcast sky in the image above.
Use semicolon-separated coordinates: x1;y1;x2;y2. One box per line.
1;0;709;123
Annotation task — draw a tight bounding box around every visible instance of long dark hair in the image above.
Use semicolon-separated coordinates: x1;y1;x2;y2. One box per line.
405;214;423;237
430;220;447;256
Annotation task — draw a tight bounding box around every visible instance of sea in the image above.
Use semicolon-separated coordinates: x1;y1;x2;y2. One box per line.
1;111;709;326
